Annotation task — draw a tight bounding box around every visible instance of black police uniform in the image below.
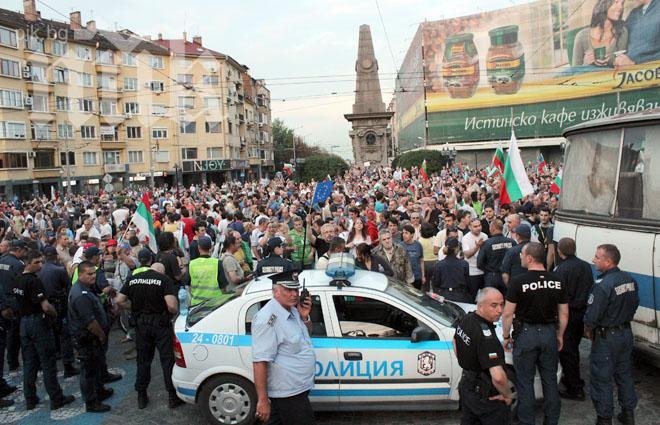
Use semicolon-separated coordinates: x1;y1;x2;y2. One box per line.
584;267;639;422
454;311;510;424
506;270;567;425
119;269;178;402
256;254;293;276
15;272;69;408
554;254;594;397
477;234;515;295
431;255;473;303
0;253;23;371
37;260;76;372
68;280;109;407
500;240;528;281
0;253;22;393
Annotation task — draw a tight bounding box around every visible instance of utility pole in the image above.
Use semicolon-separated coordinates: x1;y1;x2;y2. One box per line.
65;134;72;194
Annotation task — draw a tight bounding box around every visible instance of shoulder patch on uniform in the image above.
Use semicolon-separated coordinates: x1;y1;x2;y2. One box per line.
488;352;498;360
267;314;277;326
479;322;492;337
587;293;594;305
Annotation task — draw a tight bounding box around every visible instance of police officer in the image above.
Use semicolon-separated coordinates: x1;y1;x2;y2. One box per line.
454;287;513;424
431;237;472;303
255;238;293;276
252;271;315;424
500;224;530;287
37;245;79;378
477;219;515;295
0;240;27;374
554;237;594;401
68;261;114;413
15;250;75;410
584;244;639;425
502;242;568;425
188;236;227;307
116;253;180;410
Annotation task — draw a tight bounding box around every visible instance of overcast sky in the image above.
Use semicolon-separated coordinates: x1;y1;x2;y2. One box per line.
24;0;529;159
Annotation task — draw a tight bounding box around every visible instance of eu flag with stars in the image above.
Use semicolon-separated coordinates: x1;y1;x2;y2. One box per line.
312;180;334;206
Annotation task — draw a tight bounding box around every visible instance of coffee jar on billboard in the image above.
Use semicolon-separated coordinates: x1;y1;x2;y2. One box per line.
486;25;525;95
442;33;479;98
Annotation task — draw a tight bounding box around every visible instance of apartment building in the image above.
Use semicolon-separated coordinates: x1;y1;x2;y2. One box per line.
0;1;273;199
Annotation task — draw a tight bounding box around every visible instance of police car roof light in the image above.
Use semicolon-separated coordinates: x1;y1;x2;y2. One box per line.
325;253;356;280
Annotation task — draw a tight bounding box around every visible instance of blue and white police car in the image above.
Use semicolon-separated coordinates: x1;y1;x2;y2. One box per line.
172;268;551;424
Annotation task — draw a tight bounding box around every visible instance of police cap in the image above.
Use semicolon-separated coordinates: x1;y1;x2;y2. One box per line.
10;240;28;250
267;237;283;249
138;248;153;263
445;237;459;249
270;271;300;289
513;224;531;239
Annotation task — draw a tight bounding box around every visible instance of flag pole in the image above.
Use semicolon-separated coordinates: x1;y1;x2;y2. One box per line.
299;181;318;271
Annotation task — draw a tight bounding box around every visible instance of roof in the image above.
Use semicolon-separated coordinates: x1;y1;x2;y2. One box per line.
243;269;390;295
0;7;169;55
155;38;248;71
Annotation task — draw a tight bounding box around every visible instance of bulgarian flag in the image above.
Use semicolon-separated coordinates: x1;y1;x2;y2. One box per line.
419;159;429;182
537;153;548;174
550;169;562;194
492;146;505;174
283;163;294;176
500;130;534;204
133;201;158;253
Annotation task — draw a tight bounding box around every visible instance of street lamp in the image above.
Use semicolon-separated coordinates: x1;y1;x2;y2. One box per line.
291;125;304;165
440;144;457;169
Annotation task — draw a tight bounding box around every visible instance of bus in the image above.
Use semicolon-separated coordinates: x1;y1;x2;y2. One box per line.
554;108;660;365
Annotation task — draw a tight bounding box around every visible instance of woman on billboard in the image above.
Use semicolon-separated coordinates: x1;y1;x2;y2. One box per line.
572;0;628;67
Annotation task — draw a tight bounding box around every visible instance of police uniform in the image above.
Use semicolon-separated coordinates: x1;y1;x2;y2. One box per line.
252;272;316;425
255;254;293;276
554;254;594;398
454;311;510;424
68;279;109;408
477;234;515;295
119;267;179;407
500;241;528;281
584;267;639;423
506;270;567;425
430;255;472;303
0;250;24;372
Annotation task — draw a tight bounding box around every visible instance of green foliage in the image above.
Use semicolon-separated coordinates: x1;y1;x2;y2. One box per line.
300;154;349;182
272;118;324;171
392;150;444;174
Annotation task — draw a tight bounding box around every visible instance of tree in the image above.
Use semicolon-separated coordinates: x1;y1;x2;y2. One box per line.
300;154;349;182
272;119;323;171
392;150;444;174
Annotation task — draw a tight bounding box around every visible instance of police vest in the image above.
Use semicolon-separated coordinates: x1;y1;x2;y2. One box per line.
132;266;150;275
189;257;222;306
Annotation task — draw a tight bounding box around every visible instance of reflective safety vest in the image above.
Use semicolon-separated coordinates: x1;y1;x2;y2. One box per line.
189;256;223;306
72;265;107;303
132;266;150;276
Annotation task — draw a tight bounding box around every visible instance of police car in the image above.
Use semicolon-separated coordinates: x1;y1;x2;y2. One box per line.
172;267;555;424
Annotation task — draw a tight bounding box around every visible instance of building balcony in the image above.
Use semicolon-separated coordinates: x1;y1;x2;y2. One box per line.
26;81;54;94
95;63;121;74
99;114;126;125
104;163;128;174
28;110;56;122
261;159;274;167
32;167;61;179
30;139;58;149
99;140;127;149
96;87;122;98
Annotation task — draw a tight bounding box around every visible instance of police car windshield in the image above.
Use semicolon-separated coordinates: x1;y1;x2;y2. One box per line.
186;294;239;328
385;280;462;327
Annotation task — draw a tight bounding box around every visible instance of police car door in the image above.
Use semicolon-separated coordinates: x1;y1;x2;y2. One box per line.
238;292;340;409
327;290;453;409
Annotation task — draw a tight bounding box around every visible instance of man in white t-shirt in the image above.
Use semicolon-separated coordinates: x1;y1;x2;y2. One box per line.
433;213;463;259
461;218;488;300
75;218;101;241
251;218;268;260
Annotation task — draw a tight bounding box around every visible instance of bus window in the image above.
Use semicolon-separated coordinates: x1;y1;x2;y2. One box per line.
617;124;660;221
562;129;620;216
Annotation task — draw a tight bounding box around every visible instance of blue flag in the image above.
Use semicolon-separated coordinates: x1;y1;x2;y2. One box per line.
312;180;334;206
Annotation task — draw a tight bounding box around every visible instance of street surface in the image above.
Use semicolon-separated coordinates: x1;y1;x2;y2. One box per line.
0;326;658;425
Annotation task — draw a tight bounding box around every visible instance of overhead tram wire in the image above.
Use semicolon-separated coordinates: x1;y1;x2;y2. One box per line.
374;0;400;75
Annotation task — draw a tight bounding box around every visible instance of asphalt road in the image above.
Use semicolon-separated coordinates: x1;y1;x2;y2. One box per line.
0;327;659;425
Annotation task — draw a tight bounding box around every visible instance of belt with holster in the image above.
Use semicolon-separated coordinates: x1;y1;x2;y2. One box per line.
460;370;496;399
595;322;630;339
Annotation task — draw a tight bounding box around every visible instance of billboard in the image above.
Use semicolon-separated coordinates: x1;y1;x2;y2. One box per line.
396;0;660;150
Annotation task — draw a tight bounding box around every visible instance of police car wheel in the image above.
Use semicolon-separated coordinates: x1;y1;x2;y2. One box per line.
198;374;256;425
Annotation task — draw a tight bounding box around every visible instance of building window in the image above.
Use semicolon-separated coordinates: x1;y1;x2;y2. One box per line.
179;121;196;134
178;96;195;109
60;151;75;165
103;151;120;164
76;45;92;61
150;56;164;69
31;94;48;112
26;36;45;53
100;126;118;141
52;40;67;57
202;75;219;86
99;100;117;116
205;122;221;133
0;90;23;108
0;153;27;169
181;148;198;160
128;150;143;163
149;81;164;92
0;58;20;77
30;64;47;83
177;59;193;68
123;77;137;91
0;121;26;139
204;97;221;109
78;72;93;87
78;99;94;113
56;96;71;111
80;125;96;139
31;123;51;140
34;150;55;168
0;27;17;48
57;123;73;139
53;67;68;84
207;147;222;158
122;52;137;66
97;74;117;90
177;74;193;84
228;121;233;134
151;104;166;116
154;151;169;163
124;102;140;115
83;151;97;165
96;50;114;65
152;128;168;139
126;126;142;139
